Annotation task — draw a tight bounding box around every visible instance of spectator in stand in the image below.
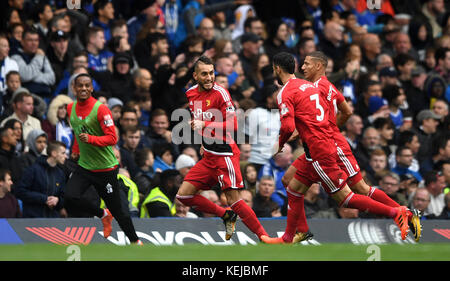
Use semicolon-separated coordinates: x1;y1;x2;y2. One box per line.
423;170;446;217
0;168;21;218
132;68;153;97
31;2;53;51
432;99;449;127
239;143;251;163
296;37;316;66
46;30;72;86
354;126;381;170
92;52;135;102
392;33;419;61
11;27;55;100
430;47;450;87
140;169;182;218
41;94;72;144
1;71;21;116
0;35;19;109
14;141;67;218
407;65;430;117
361;33;382;73
410;188;435;219
85;26;113;72
240;189;253;208
92;0;115;42
197;17;215;51
252;176;281;218
391;146;423;183
134;147;155;201
389;130;421;173
180;145;200;163
0;126;21;183
421;0;446;38
107;97;123;125
366;148;389;186
119;126;141;179
18;129;47;174
231;16;264;54
431;135;450;171
319;21;346;70
437;192;450;219
373;117;395;157
2;118;23;154
355;80;387;125
147;108;178;155
304;183;335;219
258;143;293;211
243;163;257;196
263;19;291;61
153;143;176;172
399;174;420;204
127;0;161;47
376;172;408;210
382;84;410;131
245;84;280;172
394;53;416;92
1;89;41;143
239;32;261;78
175;154;196;178
344;114;363;152
413;109;441;175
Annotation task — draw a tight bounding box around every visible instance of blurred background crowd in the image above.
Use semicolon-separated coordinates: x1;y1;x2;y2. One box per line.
0;0;449;221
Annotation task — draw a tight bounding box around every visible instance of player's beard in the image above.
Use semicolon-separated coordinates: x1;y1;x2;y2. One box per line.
199;78;214;91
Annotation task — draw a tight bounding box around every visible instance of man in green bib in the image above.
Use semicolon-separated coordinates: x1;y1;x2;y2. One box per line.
64;73;142;245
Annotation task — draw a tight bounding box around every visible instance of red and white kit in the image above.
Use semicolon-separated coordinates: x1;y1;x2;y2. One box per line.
315;75;362;185
278;78;347;194
184;83;243;190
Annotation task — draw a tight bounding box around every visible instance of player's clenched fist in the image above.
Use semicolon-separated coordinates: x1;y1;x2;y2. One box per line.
189;120;205;130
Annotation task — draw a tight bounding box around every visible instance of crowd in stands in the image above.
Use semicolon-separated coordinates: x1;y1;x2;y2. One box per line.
0;0;449;221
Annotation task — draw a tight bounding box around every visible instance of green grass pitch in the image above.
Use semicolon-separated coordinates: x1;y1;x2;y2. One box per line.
0;243;449;261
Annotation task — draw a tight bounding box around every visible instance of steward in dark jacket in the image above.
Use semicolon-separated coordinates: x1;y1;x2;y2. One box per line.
15;155;66;218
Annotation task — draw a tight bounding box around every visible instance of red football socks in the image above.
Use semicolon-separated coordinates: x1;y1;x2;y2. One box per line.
231;199;268;238
368;186;413;220
176;194;226;217
368;186;399;207
341;192;397;218
282;187;308;243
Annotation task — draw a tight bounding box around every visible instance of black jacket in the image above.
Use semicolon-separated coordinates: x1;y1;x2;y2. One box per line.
14;156;66;218
0;147;21;183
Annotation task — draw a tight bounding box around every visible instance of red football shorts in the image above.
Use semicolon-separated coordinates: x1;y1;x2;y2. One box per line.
184;154;244;191
335;145;363;187
293;154;348;194
292;146;363;189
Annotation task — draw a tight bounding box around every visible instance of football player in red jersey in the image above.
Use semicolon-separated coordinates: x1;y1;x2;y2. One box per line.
282;51;421;242
176;56;269;241
261;52;410;244
292;51;421;242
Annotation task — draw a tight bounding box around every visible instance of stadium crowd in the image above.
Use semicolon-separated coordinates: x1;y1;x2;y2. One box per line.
0;0;449;221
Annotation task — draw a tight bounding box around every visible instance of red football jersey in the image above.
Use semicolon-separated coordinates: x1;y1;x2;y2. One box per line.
277;77;336;161
314;76;345;130
186;83;239;156
314;76;354;156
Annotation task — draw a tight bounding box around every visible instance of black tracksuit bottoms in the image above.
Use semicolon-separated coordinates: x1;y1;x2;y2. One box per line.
64;165;139;242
